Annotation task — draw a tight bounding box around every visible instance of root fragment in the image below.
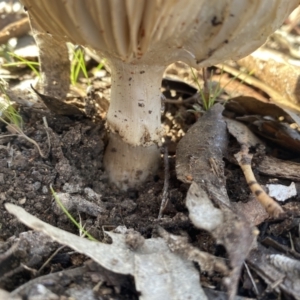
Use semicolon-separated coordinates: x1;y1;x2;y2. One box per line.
234;146;284;218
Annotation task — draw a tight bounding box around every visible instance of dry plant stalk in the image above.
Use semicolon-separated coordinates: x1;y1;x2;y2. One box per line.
234;146;284;218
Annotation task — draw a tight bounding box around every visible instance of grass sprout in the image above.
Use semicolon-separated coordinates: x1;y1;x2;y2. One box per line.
190;66;246;112
50;185;98;242
70;46;90;86
94;58;106;72
0;79;23;128
0;79;49;158
3;52;40;78
191;67;224;111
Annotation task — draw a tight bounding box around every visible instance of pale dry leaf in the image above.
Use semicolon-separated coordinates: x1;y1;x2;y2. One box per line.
186;181;223;231
158;227;228;275
5;203;207;300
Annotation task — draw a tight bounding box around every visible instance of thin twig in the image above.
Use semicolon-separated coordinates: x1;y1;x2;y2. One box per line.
158;144;170;219
244;262;259;295
163;93;200;104
37;245;66;275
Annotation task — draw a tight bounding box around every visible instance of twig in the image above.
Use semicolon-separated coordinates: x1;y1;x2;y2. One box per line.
163;93;199;104
0;17;30;45
158;144;170;219
244;262;259;296
37;245;66;275
234;145;284;218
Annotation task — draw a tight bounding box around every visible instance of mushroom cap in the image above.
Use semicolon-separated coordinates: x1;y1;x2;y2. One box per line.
23;0;299;67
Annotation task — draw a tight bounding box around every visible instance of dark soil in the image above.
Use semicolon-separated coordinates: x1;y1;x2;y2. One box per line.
0;90;227;298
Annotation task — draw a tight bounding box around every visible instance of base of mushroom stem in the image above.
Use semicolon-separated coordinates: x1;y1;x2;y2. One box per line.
104;133;161;190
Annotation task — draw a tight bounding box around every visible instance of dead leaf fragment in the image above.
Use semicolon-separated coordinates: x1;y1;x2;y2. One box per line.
266;182;297;202
186;182;223;231
5;203;207;300
176;104;257;300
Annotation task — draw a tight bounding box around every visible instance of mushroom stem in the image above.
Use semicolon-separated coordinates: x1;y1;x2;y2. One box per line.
104;133;161;190
104;59;165;189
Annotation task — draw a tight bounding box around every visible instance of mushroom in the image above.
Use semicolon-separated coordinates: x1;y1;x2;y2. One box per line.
21;0;299;190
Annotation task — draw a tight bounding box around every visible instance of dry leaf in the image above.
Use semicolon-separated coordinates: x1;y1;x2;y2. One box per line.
5;203;206;300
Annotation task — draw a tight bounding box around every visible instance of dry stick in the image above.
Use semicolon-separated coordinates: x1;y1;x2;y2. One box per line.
158;144;170;219
37;245;66;275
234;145;284;218
5;123;48;158
163;94;199;105
243;262;259;296
0;17;30;45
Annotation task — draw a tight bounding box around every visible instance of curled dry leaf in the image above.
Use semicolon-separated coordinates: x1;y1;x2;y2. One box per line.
5;203;207;300
185;182;257;300
176;104;229;205
238;48;300;110
224;96;293;120
176;105;257;299
224;96;300;154
225;117;264;148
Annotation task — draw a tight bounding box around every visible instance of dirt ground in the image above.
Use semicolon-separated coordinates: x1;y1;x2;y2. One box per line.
0;65;256;299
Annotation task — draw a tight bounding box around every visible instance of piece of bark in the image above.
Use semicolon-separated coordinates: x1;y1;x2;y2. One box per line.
30;18;70;100
176;103;229;205
258;156;300;181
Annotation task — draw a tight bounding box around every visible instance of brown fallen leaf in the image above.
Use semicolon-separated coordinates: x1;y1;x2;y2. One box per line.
31;85;85;116
238;49;300;108
231;195;269;226
176;104;257;300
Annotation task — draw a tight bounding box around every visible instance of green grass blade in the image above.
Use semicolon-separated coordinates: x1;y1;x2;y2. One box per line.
50;185;98;242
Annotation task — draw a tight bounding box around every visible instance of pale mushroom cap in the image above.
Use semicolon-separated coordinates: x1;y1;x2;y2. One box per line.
22;0;299;67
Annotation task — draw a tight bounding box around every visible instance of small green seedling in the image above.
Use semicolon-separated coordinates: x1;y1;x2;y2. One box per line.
0;79;23;128
0;79;49;158
70;45;90;86
190;65;250;113
190;67;224;111
2;52;40;78
50;185;97;242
